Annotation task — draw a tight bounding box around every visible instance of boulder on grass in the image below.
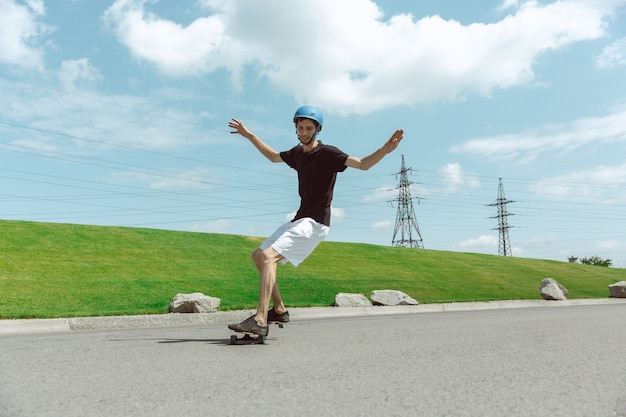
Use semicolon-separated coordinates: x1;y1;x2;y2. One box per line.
540;278;569;301
169;292;220;313
608;281;626;298
371;290;418;306
334;293;372;307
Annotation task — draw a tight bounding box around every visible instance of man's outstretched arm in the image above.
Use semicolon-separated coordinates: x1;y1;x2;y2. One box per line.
228;118;283;163
345;129;404;171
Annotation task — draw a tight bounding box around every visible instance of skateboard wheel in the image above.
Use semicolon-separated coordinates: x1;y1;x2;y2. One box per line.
278;323;284;329
258;335;265;344
230;335;237;345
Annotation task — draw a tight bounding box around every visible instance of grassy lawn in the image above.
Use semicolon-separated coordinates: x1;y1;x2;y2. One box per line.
1;220;623;319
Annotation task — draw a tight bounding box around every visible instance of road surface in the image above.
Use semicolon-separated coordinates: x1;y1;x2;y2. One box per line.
1;303;625;417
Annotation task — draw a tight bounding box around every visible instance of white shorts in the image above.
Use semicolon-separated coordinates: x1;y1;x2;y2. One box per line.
259;217;330;267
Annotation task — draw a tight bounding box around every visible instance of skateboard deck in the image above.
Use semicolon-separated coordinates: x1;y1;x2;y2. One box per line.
228;322;284;345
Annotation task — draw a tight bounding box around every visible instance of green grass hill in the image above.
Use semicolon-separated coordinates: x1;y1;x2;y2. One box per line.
1;220;623;319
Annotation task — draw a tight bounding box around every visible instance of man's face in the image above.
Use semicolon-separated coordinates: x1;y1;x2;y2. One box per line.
296;118;319;144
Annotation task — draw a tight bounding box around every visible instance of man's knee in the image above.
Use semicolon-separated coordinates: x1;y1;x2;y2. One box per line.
252;247;282;265
251;248;264;264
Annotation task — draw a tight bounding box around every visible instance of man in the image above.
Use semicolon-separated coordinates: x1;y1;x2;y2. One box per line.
228;105;403;336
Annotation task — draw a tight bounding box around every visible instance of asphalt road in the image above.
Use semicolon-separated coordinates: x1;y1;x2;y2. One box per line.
1;303;625;417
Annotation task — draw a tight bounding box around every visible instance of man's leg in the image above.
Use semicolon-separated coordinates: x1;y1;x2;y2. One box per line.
251;247;284;326
271;281;287;315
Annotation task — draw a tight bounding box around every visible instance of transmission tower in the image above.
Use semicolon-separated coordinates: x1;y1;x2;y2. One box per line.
391;155;424;248
487;178;515;256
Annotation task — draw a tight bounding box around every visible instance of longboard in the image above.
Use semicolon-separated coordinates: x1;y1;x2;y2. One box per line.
230;332;265;345
228;322;284;345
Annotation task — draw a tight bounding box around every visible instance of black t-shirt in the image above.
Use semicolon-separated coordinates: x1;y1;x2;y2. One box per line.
280;142;349;226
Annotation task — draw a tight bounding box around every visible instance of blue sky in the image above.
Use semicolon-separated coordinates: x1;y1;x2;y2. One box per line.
1;0;626;267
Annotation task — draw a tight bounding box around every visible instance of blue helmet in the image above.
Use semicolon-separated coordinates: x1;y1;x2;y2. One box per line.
293;105;323;128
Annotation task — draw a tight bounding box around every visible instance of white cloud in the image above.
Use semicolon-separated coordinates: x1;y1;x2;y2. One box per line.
331;207;346;223
284;207;345;223
438;163;480;192
372;219;392;230
363;184;396;203
594;37;626;70
450;107;626;162
596;240;622;250
284;211;297;223
0;0;49;70
0;77;218;152
59;58;102;90
454;235;525;257
530;162;626;203
103;0;622;115
453;234;498;251
149;168;216;190
191;219;231;233
498;0;521;12
103;0;227;76
110;167;216;191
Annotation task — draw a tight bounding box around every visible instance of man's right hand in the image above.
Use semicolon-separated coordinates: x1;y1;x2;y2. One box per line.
228;118;252;138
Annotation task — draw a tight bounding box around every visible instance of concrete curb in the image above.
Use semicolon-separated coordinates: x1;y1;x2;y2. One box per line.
1;298;624;335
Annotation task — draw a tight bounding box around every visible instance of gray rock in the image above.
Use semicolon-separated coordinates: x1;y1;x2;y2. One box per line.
371;290;418;306
334;293;372;307
540;278;569;300
608;281;626;298
169;292;220;313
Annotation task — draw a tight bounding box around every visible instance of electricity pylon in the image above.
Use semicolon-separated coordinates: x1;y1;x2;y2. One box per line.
391;155;424;248
487;178;515;256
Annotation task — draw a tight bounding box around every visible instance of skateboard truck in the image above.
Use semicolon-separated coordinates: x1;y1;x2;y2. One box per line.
230;333;265;345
